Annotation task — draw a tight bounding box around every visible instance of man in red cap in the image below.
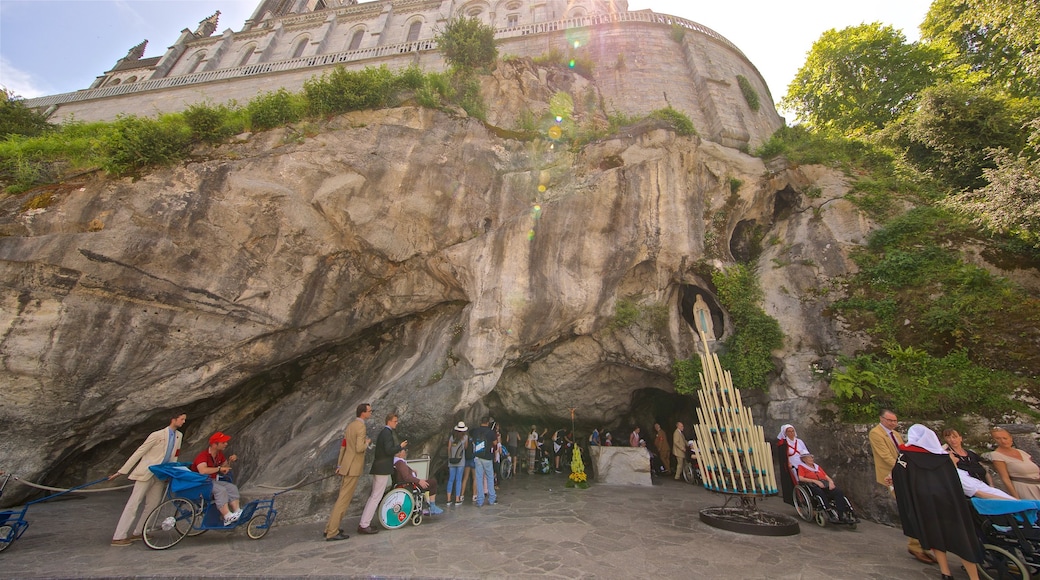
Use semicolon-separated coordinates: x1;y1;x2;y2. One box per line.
192;431;242;526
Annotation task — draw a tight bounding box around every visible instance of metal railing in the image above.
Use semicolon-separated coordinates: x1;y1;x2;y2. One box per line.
22;10;747;109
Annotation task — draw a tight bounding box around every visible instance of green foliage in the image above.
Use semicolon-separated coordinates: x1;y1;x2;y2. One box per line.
736;75;760;112
648;107;696;136
673;358;701;395
453;73;486;120
1;89;53;137
943;122;1040;249
436;16;498;72
610;298;640;329
97;114;193;175
922;0;1040;99
711;264;783;390
246;89;304;131
829;345;1032;422
669;23;686;44
182;102;242;143
781;23;944;136
880;83;1038;191
303;65;398;117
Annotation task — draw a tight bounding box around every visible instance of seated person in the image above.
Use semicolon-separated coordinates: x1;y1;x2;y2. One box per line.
955;463;1015;500
191;431;243;525
393;449;443;515
796;453;854;523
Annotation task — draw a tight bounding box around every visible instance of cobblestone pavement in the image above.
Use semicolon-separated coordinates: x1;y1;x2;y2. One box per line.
1;473;961;579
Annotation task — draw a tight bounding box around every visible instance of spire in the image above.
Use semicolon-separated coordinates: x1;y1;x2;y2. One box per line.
124;40;148;62
194;11;221;37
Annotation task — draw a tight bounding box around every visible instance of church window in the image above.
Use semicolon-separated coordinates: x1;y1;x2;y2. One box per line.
108;78;122;86
186;52;206;74
467;7;482;17
124;76;137;84
505;1;521;9
348;29;365;51
406;21;421;42
292;38;309;58
314;0;326;10
238;45;256;67
507;14;519;27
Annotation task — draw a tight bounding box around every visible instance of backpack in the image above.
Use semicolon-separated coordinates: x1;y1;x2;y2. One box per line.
449;435;467;464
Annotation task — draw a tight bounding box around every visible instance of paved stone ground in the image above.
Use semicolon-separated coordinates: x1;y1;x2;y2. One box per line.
1;473;963;579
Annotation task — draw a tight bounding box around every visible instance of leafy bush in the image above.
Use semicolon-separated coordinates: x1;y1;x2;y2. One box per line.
303;66;398;117
736;75;760;112
247;89;304;131
436;16;498;71
183;102;239;143
828;345;1032;422
97;114;192;175
1;89;53;137
610;298;640;329
712;264;783;390
649;107;696;136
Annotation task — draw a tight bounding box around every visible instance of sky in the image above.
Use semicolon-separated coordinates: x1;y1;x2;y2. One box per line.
1;0;932;108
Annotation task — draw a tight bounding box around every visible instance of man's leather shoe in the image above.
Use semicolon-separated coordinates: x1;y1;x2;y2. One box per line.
909;549;936;564
325;532;349;541
357;525;379;534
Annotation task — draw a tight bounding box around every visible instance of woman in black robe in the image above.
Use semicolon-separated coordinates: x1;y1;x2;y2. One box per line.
890;424;981;580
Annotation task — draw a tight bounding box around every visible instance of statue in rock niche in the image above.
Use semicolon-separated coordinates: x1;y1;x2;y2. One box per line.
693;294;714;341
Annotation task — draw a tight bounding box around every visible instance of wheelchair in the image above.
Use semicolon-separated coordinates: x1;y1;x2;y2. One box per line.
792;482;858;529
142;463;278;550
378;455;431;531
971;497;1040;580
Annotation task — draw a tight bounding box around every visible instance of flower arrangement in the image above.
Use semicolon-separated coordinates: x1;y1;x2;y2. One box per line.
566;447;589;488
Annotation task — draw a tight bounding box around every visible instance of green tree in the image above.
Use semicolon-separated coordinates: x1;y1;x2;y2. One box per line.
782;23;943;136
922;0;1040;98
880;83;1037;190
0;89;53;137
436;16;498;72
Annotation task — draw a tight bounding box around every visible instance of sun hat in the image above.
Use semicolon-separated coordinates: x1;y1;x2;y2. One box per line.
454;421;468;432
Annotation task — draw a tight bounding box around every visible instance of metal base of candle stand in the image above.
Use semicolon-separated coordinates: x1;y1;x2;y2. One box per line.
699;495;800;536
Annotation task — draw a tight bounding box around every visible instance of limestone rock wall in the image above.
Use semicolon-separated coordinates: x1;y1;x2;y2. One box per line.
3;63;861;514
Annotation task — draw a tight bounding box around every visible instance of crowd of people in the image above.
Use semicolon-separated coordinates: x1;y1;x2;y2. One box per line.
106;403;1040;579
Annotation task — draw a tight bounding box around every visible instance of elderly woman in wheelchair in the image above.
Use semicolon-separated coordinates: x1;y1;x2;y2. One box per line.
794;453;858;527
377;449;444;530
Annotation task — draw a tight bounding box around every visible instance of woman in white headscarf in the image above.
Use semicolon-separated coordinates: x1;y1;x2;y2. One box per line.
891;424;981;580
775;424;809;505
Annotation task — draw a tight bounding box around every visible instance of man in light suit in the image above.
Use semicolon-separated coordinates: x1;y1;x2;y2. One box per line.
323;402;373;541
673;422;687;481
869;408;936;565
108;411;186;546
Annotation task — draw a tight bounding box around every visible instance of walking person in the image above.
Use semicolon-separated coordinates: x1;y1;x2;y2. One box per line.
526;425;539;475
357;412;407;534
108;411;186;546
323;403;372;541
446;422;468;506
470;417;497;506
673;422;687;481
654;423;672;475
869;409;936;565
505;426;520;477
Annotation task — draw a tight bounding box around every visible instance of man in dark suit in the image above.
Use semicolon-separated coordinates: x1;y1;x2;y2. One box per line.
357;411;407;534
323;402;373;541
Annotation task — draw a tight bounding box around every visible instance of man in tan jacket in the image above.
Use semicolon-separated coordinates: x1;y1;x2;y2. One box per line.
869;408;936;565
672;422;687;481
324;403;373;541
108;411;186;546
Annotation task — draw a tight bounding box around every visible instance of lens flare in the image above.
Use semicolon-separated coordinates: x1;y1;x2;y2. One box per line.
547;125;563;139
527;229;536;241
568;59;576;68
538;184;547;192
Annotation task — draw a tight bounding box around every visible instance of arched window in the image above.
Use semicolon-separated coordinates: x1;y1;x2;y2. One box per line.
348;29;365;51
506;14;519;27
406;21;421;42
238;44;256;67
292;37;308;58
186;51;207;74
124;76;137;84
568;8;587;18
108;78;122;86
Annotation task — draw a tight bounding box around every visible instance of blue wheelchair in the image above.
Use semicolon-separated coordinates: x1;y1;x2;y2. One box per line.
142;463;279;550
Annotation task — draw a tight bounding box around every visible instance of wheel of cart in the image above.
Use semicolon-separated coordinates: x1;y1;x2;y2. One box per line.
0;472;107;553
500;455;513;480
143;463;279;550
682;443;702;485
378;456;431;530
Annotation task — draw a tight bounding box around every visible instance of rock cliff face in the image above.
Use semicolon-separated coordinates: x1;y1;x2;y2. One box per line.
1;63;871;513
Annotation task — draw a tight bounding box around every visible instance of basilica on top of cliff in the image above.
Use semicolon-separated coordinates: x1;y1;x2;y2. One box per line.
88;0;629;91
26;0;781;150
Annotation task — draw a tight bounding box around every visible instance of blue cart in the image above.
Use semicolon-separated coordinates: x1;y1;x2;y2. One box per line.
0;473;107;553
142;463;279;550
